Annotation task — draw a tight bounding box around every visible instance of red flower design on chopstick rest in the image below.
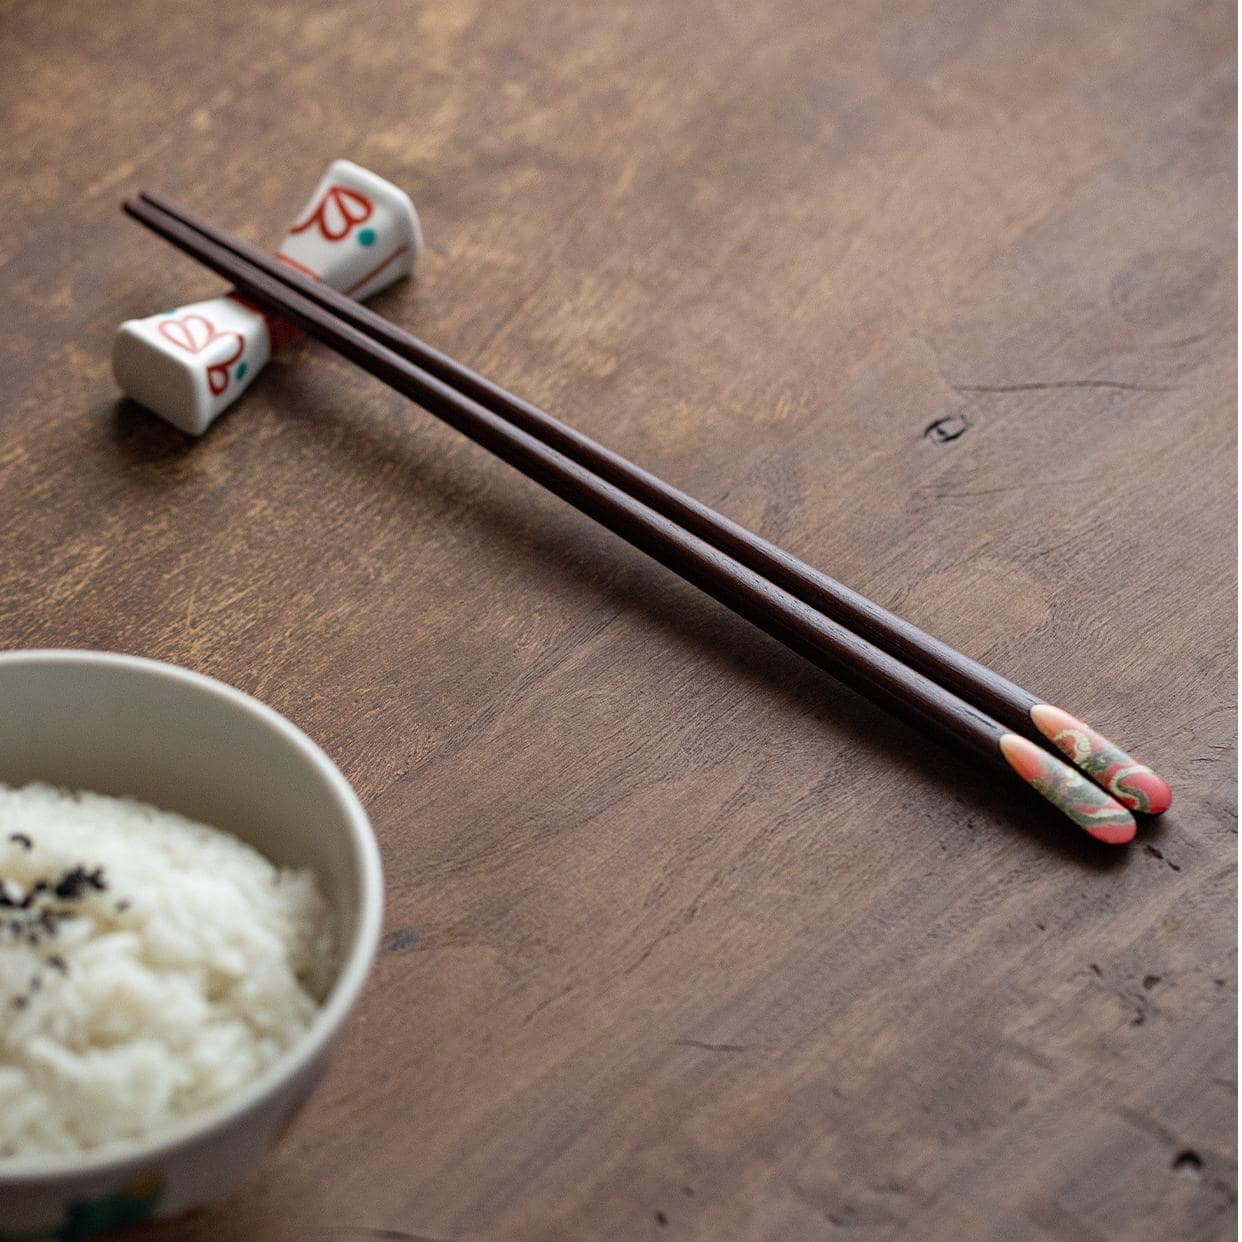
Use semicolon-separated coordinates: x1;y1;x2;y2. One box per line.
157;313;245;396
158;314;218;355
290;184;374;242
1029;704;1172;815
999;733;1136;844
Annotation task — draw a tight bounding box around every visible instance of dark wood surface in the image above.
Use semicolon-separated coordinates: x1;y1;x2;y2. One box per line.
1;2;1235;1239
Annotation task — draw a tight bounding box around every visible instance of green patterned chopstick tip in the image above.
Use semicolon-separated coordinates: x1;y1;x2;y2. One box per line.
1030;704;1172;815
1000;733;1137;844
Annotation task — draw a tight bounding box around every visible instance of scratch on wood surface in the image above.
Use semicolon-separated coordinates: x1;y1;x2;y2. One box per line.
318;1229;454;1242
952;379;1179;394
672;1038;761;1053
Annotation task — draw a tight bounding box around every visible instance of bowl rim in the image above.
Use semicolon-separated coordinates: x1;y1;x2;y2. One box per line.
0;648;384;1184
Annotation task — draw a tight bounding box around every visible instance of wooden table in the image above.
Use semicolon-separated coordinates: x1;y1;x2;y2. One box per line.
1;2;1235;1238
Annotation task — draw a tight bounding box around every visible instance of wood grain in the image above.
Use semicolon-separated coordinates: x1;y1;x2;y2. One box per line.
0;1;1235;1239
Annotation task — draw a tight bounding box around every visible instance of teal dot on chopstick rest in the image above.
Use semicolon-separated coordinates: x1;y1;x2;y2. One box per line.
357;228;376;247
235;361;248;381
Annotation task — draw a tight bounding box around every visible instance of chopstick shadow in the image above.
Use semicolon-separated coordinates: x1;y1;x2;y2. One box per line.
315;382;1172;868
103;376;1158;871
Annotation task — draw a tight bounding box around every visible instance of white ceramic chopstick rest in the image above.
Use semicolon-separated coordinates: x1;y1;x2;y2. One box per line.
112;159;421;435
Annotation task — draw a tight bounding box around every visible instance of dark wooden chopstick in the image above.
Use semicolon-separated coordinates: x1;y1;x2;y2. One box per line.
134;190;1172;820
123;193;1142;843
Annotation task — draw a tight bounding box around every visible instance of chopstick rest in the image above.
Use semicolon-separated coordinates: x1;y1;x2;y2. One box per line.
111;160;421;435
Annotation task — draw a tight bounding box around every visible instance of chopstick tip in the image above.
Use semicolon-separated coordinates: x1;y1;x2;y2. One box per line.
1083;814;1137;847
999;733;1137;845
1029;704;1172;816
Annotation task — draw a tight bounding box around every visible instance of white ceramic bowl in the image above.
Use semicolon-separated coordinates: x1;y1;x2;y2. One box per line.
0;650;383;1239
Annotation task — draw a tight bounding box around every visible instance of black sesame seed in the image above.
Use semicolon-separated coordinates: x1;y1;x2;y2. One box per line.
11;995;27;1010
47;954;67;974
54;867;88;900
7;833;32;850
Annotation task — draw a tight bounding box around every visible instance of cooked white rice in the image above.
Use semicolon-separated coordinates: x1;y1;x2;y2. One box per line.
0;782;333;1160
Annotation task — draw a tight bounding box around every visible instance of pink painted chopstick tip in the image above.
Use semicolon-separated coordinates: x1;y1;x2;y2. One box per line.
999;733;1137;844
1028;704;1172;816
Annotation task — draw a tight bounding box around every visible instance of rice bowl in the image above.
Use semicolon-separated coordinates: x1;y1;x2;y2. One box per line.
0;650;382;1240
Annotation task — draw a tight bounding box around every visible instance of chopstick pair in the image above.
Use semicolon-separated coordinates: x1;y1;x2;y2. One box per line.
123;191;1172;844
